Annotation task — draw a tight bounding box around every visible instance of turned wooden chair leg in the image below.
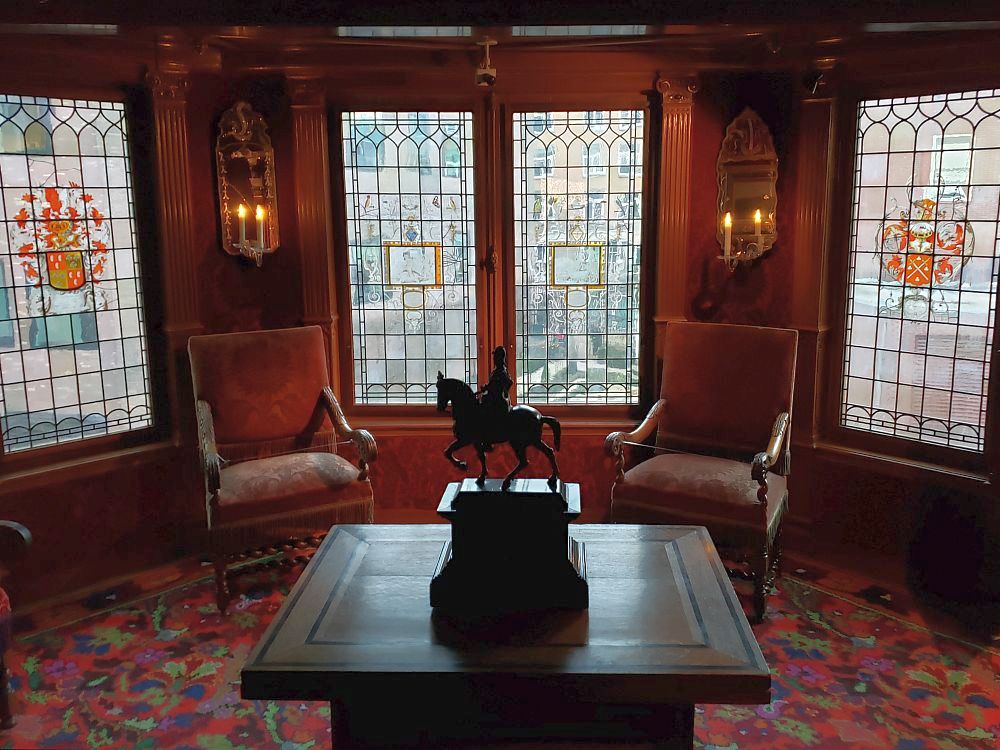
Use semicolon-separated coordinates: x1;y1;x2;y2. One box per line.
772;528;784;580
213;557;231;615
751;547;770;625
0;654;13;730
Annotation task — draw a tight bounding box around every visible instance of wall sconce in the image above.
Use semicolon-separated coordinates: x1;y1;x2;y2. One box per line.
215;101;279;266
716;107;778;271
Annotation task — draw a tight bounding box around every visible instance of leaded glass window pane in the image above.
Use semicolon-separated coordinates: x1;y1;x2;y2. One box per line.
513;110;645;405
842;89;1000;452
342;111;477;404
0;94;152;452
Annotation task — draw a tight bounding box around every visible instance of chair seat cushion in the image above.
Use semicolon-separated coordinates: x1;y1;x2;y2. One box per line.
214;452;369;526
612;453;786;541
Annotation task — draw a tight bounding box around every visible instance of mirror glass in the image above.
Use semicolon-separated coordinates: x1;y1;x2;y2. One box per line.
215;101;279;265
716;108;777;263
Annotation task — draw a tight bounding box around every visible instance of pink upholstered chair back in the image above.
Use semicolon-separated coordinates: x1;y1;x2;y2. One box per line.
188;326;336;463
657;322;798;474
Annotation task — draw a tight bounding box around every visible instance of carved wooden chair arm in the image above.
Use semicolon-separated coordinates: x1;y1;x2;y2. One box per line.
750;411;790;506
195;399;223;496
605;399;667;483
321;386;378;480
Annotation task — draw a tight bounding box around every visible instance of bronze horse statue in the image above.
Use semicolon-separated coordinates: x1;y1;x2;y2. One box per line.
435;372;561;491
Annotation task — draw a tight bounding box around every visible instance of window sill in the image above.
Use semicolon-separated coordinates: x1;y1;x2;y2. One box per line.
0;439;178;494
808;439;993;491
351;412;634;438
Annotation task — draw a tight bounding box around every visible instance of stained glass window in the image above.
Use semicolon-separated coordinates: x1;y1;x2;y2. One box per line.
842;89;1000;452
0;94;151;453
342;111;477;404
513;110;645;404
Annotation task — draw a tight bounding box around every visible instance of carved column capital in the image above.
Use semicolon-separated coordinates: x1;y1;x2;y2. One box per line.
286;77;326;108
655;76;699;107
145;69;191;102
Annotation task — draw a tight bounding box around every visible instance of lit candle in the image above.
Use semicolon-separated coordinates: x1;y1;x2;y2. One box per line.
237;203;247;247
754;208;762;247
723;212;732;259
255;205;265;248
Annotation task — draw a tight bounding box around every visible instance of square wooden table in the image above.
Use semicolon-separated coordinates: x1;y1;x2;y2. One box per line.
242;524;770;749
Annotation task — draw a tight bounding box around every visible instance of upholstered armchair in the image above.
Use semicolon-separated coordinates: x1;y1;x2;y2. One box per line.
0;520;31;730
606;322;797;623
188;326;376;614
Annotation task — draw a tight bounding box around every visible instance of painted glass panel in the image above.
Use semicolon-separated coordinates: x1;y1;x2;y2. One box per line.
0;94;151;452
842;89;1000;452
342;111;477;404
513;110;644;404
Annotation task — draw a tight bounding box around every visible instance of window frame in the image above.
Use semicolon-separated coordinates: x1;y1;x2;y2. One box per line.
822;82;1000;474
501;100;655;421
0;84;166;466
333;93;657;422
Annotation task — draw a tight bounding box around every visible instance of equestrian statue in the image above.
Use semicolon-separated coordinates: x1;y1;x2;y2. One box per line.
436;347;561;491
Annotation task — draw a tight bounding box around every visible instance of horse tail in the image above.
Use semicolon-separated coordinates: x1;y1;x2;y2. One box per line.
541;417;561;451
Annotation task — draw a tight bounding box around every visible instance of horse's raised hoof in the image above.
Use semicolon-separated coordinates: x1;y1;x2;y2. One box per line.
454;460;467;470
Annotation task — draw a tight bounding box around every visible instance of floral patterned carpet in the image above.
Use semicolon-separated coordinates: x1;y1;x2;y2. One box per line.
2;563;998;750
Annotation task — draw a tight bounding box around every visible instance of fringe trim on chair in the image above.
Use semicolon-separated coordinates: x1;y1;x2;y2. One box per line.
210;495;374;558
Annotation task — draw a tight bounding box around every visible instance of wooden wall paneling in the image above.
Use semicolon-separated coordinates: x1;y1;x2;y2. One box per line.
652;77;697;354
288;77;341;397
146;52;204;445
788;71;837;452
786;70;839;532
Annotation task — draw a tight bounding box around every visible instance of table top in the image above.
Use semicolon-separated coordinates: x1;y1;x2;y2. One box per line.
242;524;770;706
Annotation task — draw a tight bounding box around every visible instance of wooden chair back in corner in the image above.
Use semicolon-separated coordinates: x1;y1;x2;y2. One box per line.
656;321;798;474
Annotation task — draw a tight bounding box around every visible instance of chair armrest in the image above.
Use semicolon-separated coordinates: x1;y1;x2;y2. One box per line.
751;412;790;504
0;522;31;563
322;386;377;481
195;399;223;496
604;398;666;483
0;520;30;593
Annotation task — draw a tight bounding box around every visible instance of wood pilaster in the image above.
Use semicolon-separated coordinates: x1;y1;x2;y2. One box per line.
288;77;341;397
652;77;697;353
147;63;203;444
789;67;838;451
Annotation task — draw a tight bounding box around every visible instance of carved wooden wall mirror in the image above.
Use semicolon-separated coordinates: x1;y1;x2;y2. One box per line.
215;101;279;266
716;107;777;270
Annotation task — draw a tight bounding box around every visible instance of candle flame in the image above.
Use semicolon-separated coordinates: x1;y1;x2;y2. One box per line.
754;209;761;222
237;203;247;218
723;212;732;228
255;205;265;221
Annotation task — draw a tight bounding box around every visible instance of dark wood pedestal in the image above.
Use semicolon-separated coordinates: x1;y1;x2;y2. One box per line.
430;478;588;612
242;525;770;749
330;690;694;749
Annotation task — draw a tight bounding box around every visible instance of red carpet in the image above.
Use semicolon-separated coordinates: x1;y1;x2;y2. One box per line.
2;564;998;749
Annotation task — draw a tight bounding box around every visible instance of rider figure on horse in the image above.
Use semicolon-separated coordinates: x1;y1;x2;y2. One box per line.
478;346;513;442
